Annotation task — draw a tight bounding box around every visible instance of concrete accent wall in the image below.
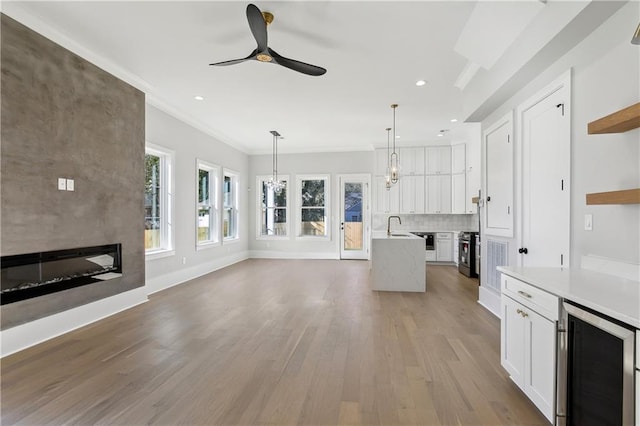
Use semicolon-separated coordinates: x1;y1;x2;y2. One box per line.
0;14;145;329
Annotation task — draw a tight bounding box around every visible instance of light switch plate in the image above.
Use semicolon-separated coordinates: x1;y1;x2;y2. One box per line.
57;178;67;190
66;179;74;191
584;214;593;231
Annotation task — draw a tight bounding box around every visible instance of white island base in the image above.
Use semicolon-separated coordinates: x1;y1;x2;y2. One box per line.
371;232;426;292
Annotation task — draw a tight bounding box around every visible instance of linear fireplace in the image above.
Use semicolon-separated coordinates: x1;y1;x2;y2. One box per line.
1;244;122;305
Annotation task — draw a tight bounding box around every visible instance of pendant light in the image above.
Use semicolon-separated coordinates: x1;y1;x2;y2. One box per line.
385;127;392;190
390;104;400;184
266;130;285;193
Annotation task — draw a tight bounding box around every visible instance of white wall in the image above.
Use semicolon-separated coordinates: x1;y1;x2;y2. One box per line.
478;1;640;312
249;151;374;258
145;105;250;292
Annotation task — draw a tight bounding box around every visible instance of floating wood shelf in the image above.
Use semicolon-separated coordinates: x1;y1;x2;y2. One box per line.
587;102;640;134
586;188;640;205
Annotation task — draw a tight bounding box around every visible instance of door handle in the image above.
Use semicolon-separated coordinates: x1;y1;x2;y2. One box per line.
518;247;528;254
486;196;491;202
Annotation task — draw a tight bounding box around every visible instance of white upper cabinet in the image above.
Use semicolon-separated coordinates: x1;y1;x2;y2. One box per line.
374;148;390;176
426;175;452;214
399;147;425;176
374;176;400;214
425;146;451;175
400;175;425;214
452;172;466;214
451;144;466;174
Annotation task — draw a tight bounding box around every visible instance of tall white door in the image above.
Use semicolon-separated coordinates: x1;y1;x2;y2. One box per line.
339;175;370;260
484;114;513;237
519;72;571;267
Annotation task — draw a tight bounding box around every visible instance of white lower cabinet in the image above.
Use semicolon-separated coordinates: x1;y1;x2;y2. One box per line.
501;275;558;424
436;233;453;262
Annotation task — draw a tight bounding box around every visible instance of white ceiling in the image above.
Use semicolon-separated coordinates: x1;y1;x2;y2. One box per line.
1;1;624;154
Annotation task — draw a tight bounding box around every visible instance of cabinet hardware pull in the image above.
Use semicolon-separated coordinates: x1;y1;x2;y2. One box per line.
517;290;532;298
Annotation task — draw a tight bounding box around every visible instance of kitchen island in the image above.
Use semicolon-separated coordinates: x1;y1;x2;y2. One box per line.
371;231;426;292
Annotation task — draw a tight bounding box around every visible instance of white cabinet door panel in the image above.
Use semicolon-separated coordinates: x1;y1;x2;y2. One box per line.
374;176;400;214
520;73;570;267
400;147;425;176
426;146;451;174
501;295;525;388
485;115;513;236
400;175;425;214
525;309;556;423
451;144;466;174
452;173;466;214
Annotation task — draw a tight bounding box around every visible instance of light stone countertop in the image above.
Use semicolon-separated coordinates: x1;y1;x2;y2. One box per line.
498;266;640;328
371;232;425;292
371;231;423;240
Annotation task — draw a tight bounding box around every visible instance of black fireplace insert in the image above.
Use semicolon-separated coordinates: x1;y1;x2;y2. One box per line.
1;244;122;305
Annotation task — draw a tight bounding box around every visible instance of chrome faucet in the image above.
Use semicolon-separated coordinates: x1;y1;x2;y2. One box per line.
387;215;401;235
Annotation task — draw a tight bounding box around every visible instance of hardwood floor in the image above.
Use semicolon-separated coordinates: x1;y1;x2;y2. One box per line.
1;260;548;425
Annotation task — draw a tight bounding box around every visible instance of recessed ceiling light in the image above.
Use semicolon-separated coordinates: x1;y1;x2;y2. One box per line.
415;80;427;87
450;118;458;123
437;133;444;137
194;95;204;101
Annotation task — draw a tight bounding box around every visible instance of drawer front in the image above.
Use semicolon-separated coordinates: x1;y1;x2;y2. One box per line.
501;275;559;321
436;232;451;239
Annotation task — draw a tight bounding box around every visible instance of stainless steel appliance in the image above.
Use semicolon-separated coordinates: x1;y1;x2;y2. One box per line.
410;232;435;261
556;300;636;426
458;232;477;277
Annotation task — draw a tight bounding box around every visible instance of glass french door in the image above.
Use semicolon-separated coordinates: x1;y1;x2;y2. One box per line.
338;175;370;260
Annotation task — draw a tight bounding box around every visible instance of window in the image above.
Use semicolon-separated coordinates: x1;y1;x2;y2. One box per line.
145;144;173;256
297;175;329;238
258;175;289;237
197;159;219;247
223;169;239;241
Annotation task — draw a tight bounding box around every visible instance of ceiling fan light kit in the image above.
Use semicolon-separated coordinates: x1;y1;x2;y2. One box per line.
210;4;326;76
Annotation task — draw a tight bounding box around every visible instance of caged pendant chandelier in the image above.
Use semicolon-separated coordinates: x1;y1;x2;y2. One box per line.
390;104;400;184
385;127;392;190
266;130;286;193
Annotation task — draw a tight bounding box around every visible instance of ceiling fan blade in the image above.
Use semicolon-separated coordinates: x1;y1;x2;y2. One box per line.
268;48;326;76
210;50;257;66
246;4;268;52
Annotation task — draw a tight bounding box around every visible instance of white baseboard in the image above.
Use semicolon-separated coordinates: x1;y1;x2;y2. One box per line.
478;286;501;318
146;250;250;295
0;286;148;357
248;250;340;260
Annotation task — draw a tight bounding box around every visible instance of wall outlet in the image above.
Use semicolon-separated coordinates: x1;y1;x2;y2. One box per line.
57;178;67;190
584;214;593;231
66;179;74;191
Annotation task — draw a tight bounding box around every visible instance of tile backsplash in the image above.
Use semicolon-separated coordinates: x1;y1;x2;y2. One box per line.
373;214;479;232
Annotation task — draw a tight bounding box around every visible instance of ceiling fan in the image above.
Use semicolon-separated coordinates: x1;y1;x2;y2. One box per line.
209;3;327;76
